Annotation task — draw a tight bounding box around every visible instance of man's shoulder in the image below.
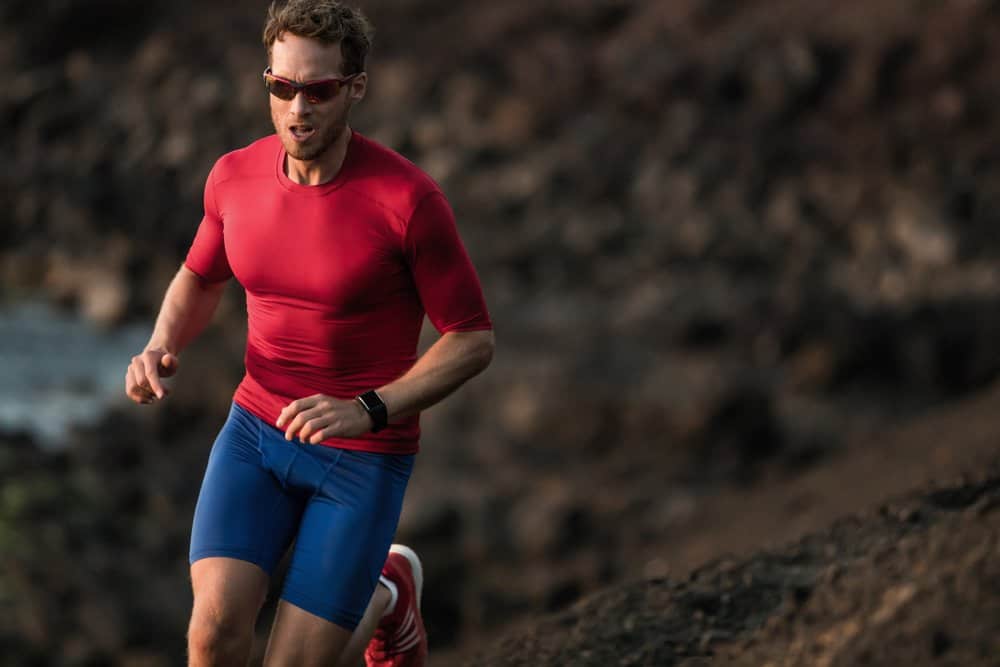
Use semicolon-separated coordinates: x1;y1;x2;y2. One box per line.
211;135;280;182
348;133;442;217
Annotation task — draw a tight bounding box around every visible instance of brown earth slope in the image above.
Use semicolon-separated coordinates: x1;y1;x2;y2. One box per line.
474;466;1000;666
471;384;1000;665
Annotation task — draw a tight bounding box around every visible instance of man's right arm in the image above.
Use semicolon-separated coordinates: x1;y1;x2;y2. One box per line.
125;264;227;404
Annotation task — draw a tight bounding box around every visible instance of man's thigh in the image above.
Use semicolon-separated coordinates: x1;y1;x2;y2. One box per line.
190;556;270;627
190;403;303;574
259;447;407;667
277;448;414;632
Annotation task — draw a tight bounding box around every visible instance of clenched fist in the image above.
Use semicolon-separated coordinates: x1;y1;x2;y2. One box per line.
126;348;179;404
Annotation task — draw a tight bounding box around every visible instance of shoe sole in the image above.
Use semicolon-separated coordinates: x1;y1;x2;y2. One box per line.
389;544;423;611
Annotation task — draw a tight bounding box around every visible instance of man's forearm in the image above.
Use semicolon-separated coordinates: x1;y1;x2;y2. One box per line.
377;329;495;421
146;265;228;355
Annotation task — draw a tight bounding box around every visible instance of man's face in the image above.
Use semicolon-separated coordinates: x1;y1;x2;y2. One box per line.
268;33;366;162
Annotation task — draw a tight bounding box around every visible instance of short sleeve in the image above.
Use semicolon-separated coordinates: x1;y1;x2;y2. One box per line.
183;164;233;283
404;192;492;333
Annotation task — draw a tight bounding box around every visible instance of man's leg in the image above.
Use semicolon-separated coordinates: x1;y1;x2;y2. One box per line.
261;447;414;666
262;600;355;666
336;583;393;667
357;545;429;667
188;557;270;666
187;404;304;666
282;547;423;667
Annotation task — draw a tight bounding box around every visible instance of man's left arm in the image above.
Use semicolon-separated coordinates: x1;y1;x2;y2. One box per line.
375;190;496;421
277;329;493;442
378;328;495;421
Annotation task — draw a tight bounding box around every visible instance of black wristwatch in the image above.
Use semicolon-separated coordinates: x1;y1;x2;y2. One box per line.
356;390;388;433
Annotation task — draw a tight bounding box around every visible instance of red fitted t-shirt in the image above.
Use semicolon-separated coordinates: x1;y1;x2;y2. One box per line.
184;132;492;454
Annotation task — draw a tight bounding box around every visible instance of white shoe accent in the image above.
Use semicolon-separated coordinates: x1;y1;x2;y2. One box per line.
378;574;399;618
394;608;422;649
397;608;415;636
389;544;424;612
395;631;423;652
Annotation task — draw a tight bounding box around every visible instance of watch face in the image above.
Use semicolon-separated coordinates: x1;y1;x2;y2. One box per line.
357;391;388;432
359;391;382;410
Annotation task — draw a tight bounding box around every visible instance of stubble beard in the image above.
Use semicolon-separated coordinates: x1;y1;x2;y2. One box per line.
275;113;347;162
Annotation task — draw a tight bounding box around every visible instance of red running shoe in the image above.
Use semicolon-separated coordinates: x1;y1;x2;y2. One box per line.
365;544;428;667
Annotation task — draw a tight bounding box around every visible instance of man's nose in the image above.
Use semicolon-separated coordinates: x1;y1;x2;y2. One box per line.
289;91;312;114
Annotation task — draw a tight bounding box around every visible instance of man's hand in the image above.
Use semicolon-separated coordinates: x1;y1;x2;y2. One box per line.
276;394;373;443
126;349;179;404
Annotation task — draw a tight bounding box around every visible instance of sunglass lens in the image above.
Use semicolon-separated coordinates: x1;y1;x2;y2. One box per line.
265;76;297;101
303;81;340;103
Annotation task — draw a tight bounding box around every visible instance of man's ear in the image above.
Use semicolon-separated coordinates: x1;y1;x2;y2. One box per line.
350;72;368;102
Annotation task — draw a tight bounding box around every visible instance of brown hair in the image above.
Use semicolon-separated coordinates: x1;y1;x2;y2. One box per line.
263;0;373;75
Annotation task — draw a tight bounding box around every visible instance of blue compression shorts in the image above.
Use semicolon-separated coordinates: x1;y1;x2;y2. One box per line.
189;402;414;630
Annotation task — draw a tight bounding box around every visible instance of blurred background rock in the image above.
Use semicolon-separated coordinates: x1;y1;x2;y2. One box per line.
2;0;1000;663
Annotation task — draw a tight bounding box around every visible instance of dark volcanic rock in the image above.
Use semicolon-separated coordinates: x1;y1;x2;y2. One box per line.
472;464;1000;666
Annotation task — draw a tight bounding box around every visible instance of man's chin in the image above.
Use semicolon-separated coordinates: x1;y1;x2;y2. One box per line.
283;141;323;162
280;127;344;163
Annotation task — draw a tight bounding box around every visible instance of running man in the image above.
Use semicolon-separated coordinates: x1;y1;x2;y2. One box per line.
124;1;494;665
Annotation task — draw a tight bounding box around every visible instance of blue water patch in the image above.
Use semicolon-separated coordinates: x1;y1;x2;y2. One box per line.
0;301;149;448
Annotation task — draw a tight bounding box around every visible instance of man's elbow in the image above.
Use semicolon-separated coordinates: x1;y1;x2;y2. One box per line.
471;330;495;374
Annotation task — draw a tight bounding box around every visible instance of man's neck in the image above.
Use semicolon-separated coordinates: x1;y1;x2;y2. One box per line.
285;127;352;186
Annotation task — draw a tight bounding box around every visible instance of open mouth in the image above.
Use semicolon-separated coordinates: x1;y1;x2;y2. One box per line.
289;125;315;141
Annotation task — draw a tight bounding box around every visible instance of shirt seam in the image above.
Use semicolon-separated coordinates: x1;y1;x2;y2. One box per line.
399;190;445;258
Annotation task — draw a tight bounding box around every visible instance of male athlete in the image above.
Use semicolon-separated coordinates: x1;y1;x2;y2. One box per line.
124;1;494;665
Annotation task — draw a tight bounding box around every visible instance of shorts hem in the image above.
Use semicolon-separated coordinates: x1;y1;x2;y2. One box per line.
189;548;273;574
280;590;362;632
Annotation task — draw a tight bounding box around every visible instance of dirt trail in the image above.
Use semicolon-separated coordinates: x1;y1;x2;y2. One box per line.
445;381;1000;665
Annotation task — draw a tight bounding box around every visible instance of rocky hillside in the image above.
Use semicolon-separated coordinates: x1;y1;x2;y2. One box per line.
3;0;1000;663
475;460;1000;666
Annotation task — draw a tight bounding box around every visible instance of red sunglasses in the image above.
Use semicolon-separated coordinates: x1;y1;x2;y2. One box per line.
262;67;360;103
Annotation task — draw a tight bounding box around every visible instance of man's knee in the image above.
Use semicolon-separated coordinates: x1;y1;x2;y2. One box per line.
188;604;255;663
188;557;269;664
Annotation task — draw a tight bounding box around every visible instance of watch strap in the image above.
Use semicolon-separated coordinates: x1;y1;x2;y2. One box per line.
356;390;388;433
